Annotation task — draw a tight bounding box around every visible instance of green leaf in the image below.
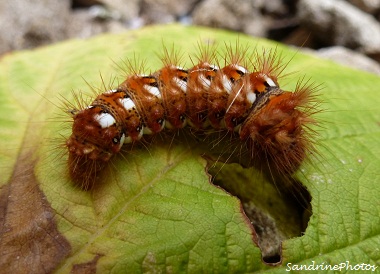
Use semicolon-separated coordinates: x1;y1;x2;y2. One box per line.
0;24;379;273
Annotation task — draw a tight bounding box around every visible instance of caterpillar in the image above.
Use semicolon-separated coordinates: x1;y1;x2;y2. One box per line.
65;43;320;190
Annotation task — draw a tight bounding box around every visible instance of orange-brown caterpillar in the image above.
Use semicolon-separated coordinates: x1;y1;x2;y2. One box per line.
65;44;320;190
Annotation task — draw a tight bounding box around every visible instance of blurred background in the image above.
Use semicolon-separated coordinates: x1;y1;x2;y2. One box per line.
1;0;380;74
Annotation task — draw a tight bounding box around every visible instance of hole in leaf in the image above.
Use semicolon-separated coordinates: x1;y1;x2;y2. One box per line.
208;162;312;265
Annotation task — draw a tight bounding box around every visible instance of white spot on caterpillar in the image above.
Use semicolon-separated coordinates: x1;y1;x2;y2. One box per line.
265;76;277;87
145;85;161;98
143;119;165;134
124;125;144;143
120;98;135;110
137;126;144;139
174;77;187;93
231;64;248;74
222;75;233;94
105;89;118;94
159;119;165;130
199;74;211;89
95;113;116;128
119;133;125;148
246;92;256;105
166;115;187;129
210;64;219;70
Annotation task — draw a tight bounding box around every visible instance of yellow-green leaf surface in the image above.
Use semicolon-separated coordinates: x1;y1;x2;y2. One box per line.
0;25;379;273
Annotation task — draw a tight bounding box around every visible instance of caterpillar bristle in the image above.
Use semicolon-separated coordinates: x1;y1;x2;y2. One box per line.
159;44;185;68
191;40;218;67
118;55;151;80
68;153;107;190
252;48;284;80
222;41;251;69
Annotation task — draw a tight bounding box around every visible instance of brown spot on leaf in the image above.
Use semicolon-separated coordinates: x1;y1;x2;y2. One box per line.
71;254;103;274
0;151;71;273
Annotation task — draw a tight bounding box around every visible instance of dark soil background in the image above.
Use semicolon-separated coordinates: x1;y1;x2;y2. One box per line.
1;0;380;74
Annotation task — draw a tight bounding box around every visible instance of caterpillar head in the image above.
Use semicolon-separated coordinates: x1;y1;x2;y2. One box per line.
66;106;125;162
240;84;318;176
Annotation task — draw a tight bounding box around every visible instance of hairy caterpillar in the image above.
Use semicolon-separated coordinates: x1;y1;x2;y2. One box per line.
64;43;320;190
